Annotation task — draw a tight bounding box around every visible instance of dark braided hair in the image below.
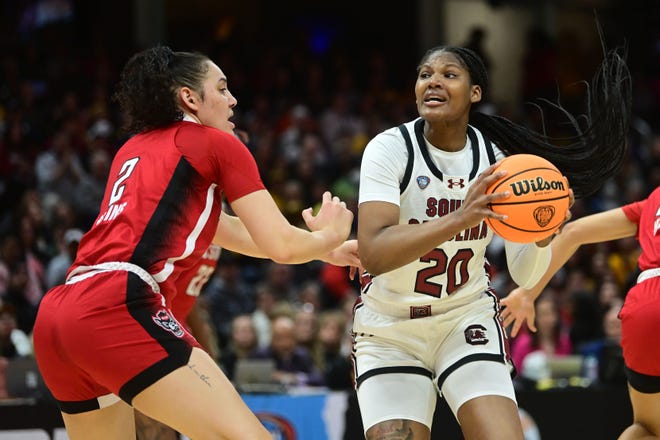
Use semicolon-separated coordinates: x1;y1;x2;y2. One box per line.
113;46;210;135
418;42;632;199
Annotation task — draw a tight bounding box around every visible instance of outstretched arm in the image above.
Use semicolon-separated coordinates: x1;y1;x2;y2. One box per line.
500;207;637;336
214;190;358;266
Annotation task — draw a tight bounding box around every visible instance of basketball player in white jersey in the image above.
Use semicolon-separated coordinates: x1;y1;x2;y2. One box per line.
354;43;631;439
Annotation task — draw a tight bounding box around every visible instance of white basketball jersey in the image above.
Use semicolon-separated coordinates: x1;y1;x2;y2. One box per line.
359;118;505;315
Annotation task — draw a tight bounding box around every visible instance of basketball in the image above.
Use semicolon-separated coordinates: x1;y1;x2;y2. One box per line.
485;154;570;243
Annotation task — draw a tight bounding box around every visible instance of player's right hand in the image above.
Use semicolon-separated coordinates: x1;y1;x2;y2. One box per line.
302;191;353;243
457;162;509;230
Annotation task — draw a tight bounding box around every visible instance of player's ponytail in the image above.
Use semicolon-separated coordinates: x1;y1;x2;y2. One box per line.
114;46;210;135
471;46;631;199
424;33;632;199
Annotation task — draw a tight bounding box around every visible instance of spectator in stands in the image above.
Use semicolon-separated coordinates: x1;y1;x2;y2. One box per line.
510;290;572;383
293;303;319;356
251;315;324;387
34;127;85;207
72;148;110;229
567;289;605;352
206;252;256;349
0;233;44;333
294;280;323;312
262;261;296;302
45;228;82;288
579;298;626;386
317;309;352;390
0;302;33;358
220;314;259;381
251;283;278;349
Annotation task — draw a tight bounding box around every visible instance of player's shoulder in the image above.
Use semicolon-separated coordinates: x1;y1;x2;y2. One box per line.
175;121;236;142
174;122;247;156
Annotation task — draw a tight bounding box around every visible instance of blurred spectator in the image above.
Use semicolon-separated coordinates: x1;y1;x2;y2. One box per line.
261;261;296;302
293;280;322;312
34;127;85;206
521;26;558;104
568;289;605;352
607;236;642;288
219;314;259;381
205;252;256;349
45;227;81;288
0;234;45;333
0;302;33;358
595;277;623;316
251;315;324;387
251;283;278;349
579;298;626;386
0;301;32;399
72;148;110;229
511;291;572;381
319;263;356;308
316;309;352;390
17;190;52;262
462;26;493;81
293;304;319;355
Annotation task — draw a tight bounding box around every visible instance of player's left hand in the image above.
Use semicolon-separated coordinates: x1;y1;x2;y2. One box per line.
322;239;362;279
499;287;537;337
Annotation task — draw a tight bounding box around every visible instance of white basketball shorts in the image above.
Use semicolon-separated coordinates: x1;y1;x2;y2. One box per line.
352;292;516;432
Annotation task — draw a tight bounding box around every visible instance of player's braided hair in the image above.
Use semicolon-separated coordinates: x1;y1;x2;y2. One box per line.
419;39;632;199
113;46;210;134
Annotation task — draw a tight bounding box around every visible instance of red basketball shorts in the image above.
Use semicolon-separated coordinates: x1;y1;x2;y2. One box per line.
619;276;660;392
33;269;201;413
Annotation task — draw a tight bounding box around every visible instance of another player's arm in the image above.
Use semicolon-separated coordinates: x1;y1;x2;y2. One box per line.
213;210;266;258
215;190;352;265
214;206;360;270
186;302;219;361
501;207;637;336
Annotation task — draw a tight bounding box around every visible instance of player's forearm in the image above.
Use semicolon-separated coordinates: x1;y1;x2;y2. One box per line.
359;213;467;275
214;212;343;263
505;242;551;289
520;207;635;298
213;212;268;258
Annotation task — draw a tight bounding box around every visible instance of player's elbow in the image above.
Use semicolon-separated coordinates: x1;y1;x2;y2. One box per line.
261;238;296;264
359;250;388;276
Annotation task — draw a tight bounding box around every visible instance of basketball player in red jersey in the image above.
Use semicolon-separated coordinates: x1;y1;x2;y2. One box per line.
502;186;660;440
134;244;222;440
32;46;359;440
170;243;222;356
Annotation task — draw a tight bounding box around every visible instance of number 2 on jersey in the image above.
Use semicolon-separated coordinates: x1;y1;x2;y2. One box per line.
415;248;474;297
109;157;140;206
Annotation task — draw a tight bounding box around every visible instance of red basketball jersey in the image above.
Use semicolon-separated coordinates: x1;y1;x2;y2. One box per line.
170;243;221;323
70;121;263;305
622;186;660;271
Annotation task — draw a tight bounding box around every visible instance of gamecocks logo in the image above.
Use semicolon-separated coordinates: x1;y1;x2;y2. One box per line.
464;324;489;345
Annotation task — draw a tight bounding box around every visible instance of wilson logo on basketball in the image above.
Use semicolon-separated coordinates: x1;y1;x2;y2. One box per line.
509;177;565;196
533;205;556;227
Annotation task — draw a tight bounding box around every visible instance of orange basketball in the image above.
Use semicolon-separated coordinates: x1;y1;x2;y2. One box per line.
485;154;570;243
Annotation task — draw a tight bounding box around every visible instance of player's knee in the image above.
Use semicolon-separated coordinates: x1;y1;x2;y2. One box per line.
365;419;430;440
